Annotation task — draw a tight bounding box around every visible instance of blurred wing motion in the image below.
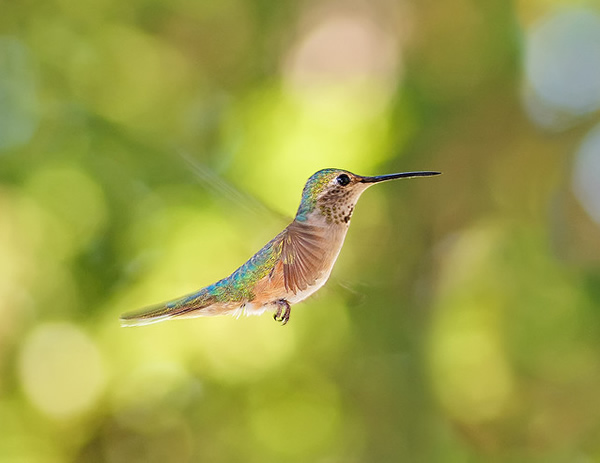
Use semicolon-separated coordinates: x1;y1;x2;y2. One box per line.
120;290;217;327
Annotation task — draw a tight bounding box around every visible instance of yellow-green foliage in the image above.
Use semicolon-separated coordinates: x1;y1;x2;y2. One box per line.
1;1;600;462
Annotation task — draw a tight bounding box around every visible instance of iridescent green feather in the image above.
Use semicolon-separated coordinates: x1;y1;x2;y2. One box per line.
295;169;343;221
209;233;283;302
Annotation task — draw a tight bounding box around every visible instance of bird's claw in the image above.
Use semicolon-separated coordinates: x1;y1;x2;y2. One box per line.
273;300;291;326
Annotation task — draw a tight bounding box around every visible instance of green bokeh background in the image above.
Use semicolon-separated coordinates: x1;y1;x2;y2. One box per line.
2;0;600;462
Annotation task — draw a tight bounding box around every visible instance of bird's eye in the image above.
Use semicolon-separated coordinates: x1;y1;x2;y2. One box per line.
336;174;350;186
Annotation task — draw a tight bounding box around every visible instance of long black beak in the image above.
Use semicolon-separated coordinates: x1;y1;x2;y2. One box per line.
359;171;442;183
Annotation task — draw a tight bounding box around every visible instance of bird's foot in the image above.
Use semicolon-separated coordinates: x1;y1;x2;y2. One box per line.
273;299;291;326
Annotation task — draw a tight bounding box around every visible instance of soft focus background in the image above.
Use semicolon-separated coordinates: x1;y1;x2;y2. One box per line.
1;0;600;461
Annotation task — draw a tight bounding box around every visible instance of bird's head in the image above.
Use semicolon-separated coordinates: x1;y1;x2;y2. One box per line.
295;168;440;224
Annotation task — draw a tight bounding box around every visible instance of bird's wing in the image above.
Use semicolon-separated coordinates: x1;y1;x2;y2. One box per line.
281;221;327;294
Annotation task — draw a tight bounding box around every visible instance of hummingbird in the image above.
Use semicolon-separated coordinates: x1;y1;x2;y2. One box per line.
120;168;440;327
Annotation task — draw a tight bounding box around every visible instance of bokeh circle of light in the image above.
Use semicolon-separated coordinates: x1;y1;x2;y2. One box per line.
525;8;600;116
573;123;600;225
18;323;106;419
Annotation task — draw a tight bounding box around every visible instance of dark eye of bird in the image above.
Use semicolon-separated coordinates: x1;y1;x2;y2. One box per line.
336;174;350;186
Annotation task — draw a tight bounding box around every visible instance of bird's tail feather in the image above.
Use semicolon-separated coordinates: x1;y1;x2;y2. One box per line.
120;290;216;327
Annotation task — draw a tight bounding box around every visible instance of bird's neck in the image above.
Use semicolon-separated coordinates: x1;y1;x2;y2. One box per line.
293;208;351;237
